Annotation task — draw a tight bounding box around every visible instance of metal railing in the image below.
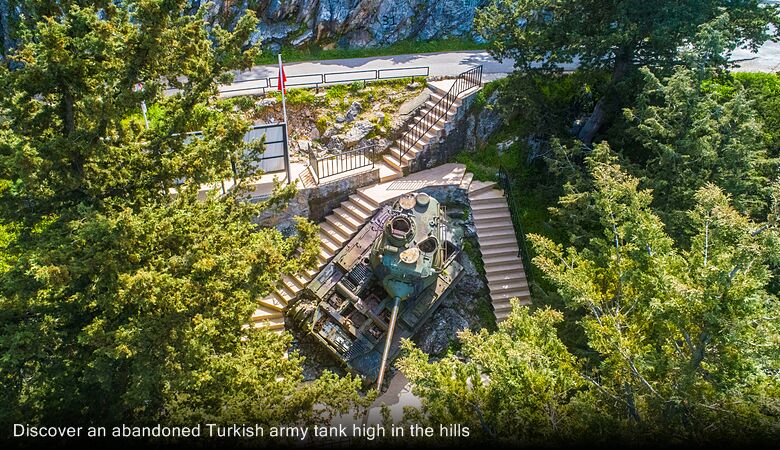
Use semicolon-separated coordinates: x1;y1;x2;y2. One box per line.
308;144;376;185
220;66;430;96
497;165;534;286
397;65;482;166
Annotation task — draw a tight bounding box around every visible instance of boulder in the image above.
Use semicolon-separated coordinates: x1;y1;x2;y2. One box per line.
342;120;374;147
336;101;362;123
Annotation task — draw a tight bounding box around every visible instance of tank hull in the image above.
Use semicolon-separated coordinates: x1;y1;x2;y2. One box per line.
292;192;465;384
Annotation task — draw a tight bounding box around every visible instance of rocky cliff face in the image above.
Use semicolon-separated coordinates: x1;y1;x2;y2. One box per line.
208;0;486;49
1;1;484;58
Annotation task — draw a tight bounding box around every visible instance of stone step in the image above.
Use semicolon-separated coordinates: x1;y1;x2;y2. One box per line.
495;295;531;309
382;153;404;170
355;190;381;209
348;194;379;215
474;218;514;231
378;162;402;182
340;200;373;221
493;301;516;313
483;252;524;266
252;315;286;331
294;273;312;288
472;202;510;214
473;224;516;238
252;306;284;320
275;287;296;305
489;279;529;293
468;181;497;196
316;248;334;267
281;275;304;294
334;206;366;227
479;235;519;251
319;232;341;253
320;222;350;245
490;289;532;301
486;265;527;283
387;146;417;164
429;91;463;106
495;308;511;322
406;124;443;144
325;214;358;237
469;191;504;203
482;246;522;258
257;295;286;312
473;209;512;222
469;189;505;203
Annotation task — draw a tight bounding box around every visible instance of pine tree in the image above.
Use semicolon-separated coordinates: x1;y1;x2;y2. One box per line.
0;1;365;427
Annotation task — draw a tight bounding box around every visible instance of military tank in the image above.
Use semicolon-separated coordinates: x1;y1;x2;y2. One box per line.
290;191;465;387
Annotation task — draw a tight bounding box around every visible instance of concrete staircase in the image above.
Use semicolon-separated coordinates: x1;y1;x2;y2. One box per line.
468;180;532;322
378;86;464;181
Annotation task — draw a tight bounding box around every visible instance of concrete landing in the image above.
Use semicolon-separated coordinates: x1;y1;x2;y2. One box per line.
358;163;467;203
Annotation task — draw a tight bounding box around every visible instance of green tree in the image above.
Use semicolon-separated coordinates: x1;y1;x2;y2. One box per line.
397;304;587;445
625;66;778;239
0;1;365;428
530;145;780;443
475;0;779;143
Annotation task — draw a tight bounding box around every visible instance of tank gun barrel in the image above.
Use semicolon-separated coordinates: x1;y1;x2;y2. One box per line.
376;296;401;390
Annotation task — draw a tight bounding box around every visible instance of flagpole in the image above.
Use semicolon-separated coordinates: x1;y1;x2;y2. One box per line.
278;53;291;185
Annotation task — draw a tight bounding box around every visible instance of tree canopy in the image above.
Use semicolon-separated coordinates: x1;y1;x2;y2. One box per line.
475;0;780;143
0;0;365;429
400;145;780;445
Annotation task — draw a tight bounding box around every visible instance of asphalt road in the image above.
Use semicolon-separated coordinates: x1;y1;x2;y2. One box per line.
221;40;780;96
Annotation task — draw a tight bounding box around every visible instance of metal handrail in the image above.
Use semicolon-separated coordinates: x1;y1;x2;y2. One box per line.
307;144;376;185
497;165;534;286
397;65;482;166
221;66;430;96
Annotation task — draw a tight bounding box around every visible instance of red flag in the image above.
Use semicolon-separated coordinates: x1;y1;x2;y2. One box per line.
277;64;287;94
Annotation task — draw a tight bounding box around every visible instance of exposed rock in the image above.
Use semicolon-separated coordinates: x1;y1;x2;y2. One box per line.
291;29;314;46
325;135;346;153
7;2;486;58
205;0;486;49
415;307;469;355
248;21;300;46
475;90;503;144
297;139;313;153
336;101;362;123
256;97;278;107
322;122;345;139
464;114;477;151
342;120;374;147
